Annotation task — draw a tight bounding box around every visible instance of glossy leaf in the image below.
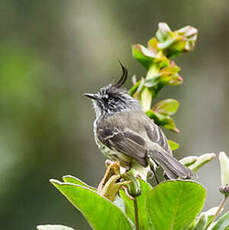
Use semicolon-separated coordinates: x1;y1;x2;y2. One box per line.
146;180;206;230
119;179;153;230
212;211;229;230
50;179;133;230
154;99;179;116
37;225;74;230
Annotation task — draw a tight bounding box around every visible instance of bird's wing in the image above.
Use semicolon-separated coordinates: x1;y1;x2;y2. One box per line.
96;112;194;179
143;119;172;155
97;124;148;167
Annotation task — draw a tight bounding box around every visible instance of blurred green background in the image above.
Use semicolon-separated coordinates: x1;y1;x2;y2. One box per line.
1;0;229;229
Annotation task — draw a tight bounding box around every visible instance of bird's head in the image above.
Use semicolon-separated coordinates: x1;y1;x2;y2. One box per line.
84;62;141;118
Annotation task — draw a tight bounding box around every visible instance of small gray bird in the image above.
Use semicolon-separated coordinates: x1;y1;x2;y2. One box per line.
84;63;193;180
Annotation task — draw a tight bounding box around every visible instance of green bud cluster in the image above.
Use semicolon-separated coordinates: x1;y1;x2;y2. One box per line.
130;22;198;150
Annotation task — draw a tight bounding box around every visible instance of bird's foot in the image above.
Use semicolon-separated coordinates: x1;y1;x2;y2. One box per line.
97;161;130;201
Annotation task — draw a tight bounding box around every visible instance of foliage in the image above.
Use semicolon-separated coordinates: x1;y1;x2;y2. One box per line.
37;225;75;230
38;23;229;230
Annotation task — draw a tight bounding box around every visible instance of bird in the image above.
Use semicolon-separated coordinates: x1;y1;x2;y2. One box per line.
84;62;194;181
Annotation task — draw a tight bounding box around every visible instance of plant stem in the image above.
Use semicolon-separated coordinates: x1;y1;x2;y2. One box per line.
206;195;228;229
133;198;139;230
141;64;159;111
213;195;228;220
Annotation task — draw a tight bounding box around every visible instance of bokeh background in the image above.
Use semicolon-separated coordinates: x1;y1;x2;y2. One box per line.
1;0;229;229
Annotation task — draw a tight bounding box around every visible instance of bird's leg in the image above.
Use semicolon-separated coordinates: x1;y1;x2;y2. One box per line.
97;160;120;192
147;158;160;184
105;159;113;168
164;173;169;181
151;167;160;185
97;160;131;201
99;174;130;201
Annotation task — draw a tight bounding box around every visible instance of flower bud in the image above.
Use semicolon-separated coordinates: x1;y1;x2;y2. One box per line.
157;24;198;58
219;152;229;196
121;172;141;197
219;186;229;197
156;23;172;42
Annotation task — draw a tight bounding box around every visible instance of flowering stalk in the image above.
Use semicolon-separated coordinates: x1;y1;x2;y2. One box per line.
130;22;198;148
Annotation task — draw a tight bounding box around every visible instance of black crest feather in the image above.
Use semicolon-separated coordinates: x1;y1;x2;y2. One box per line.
113;61;128;88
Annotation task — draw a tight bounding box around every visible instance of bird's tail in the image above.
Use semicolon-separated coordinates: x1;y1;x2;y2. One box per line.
148;149;194;179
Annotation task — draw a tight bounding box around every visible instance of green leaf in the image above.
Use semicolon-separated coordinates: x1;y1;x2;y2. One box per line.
192;207;218;230
155;23;198;58
37;225;74;230
212;211;229;230
119;179;153;230
204;207;219;227
168;139;180;151
146;110;179;133
154;99;179;116
147;38;158;53
132;44;156;69
146;180;206;230
50;179;133;230
158;38;177;50
193;213;206;230
129;78;145;97
189;153;216;172
144;75;161;88
160;72;183;86
179;156;198;167
141;87;153;111
163;116;179;133
129;81;140;96
156;23;173;42
62;175;96;191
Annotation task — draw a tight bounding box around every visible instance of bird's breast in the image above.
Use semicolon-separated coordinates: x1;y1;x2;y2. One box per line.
93;120;131;167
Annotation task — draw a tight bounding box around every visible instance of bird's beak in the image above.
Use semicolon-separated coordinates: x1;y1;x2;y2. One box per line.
84;93;100;100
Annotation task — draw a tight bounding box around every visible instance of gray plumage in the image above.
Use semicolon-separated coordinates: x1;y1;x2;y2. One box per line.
85;63;193;180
